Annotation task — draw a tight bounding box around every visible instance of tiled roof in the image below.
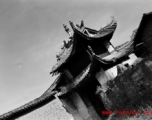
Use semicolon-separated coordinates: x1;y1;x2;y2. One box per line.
95;19;117;37
75;19;117;40
102;40;134;62
56;39;134;97
114;41;132;51
0;91;56;120
50;41;75;75
50;19;117;75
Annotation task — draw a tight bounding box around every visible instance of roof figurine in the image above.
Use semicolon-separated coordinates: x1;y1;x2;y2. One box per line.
80;20;84;29
69;21;76;31
63;24;72;37
76;20;84;32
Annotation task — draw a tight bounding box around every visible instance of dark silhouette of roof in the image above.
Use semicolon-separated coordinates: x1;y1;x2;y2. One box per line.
133;11;152;45
75;19;117;40
56;56;97;97
50;19;117;75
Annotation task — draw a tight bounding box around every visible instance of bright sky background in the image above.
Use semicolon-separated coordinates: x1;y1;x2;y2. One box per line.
1;0;152;114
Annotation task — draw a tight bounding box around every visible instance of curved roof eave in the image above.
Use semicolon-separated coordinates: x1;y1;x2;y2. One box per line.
75;28;115;41
0;75;62;119
84;27;98;34
0;91;56;120
93;41;135;70
74;20;117;41
50;34;77;75
50;20;117;75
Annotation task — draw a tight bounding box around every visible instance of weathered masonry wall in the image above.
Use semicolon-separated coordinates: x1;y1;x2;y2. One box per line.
16;99;72;120
60;92;101;120
100;55;152;111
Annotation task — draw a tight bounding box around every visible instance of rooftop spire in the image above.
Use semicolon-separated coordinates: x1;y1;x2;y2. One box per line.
80;20;84;29
69;21;76;31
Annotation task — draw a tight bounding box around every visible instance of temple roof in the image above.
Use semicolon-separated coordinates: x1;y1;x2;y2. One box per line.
114;41;133;51
50;40;75;75
51;36;143;97
55;39;143;98
50;19;117;75
55;42;132;97
51;18;144;96
75;18;117;41
50;29;79;75
0;40;144;120
102;40;134;61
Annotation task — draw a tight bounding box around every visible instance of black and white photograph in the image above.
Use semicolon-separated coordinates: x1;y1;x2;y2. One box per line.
1;0;152;120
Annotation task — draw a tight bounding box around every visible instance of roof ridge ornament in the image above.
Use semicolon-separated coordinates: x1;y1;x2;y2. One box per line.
76;24;80;29
76;20;85;32
111;16;116;22
80;20;84;29
63;24;72;37
69;21;76;31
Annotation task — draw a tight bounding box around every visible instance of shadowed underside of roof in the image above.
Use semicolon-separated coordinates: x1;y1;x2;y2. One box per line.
53;36;144;98
56;42;132;98
56;56;98;98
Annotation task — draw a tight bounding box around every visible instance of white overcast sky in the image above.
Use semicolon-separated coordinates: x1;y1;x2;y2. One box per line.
0;0;152;114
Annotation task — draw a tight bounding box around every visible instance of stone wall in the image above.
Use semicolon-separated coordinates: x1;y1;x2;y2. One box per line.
100;55;152;111
60;92;100;120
